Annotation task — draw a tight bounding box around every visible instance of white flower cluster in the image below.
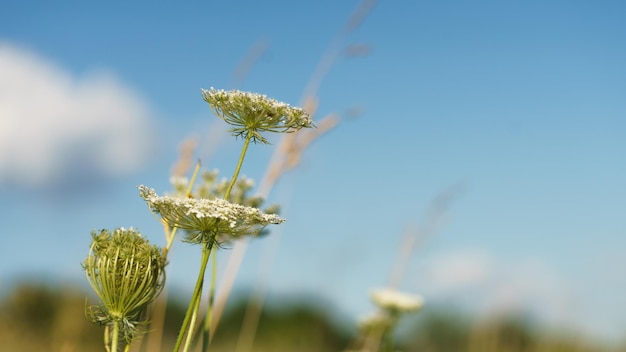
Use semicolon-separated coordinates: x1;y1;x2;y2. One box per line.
370;288;424;313
138;185;284;241
202;87;295;110
201;87;313;143
169;176;189;190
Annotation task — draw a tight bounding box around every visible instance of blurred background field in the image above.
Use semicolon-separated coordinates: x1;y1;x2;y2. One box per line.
2;282;623;352
1;0;625;351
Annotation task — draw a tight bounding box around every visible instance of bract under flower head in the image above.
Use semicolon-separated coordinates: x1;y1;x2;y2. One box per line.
201;87;314;144
370;288;424;313
138;185;285;244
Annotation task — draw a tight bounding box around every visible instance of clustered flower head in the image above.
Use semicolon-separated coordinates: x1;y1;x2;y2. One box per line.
202;87;314;144
83;228;166;342
348;288;424;351
370;288;424;313
138;185;285;244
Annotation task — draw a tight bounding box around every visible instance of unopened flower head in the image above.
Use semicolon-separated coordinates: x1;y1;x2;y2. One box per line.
138;185;285;244
202;87;314;144
83;228;166;342
370;288;424;313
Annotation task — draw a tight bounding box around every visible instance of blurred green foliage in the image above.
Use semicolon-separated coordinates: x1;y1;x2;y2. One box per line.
0;282;623;352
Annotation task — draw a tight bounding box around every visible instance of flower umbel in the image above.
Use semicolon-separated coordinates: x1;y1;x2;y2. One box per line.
138;185;285;244
347;289;424;352
202;87;314;144
83;228;166;343
370;288;424;313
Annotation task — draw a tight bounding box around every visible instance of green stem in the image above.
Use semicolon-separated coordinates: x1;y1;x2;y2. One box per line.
111;321;120;352
182;289;203;352
202;250;218;350
174;239;214;352
178;133;252;352
381;330;393;352
380;315;399;352
224;134;252;200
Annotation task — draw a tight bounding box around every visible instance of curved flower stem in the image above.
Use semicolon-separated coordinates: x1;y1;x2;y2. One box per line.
174;238;214;352
224;133;252;200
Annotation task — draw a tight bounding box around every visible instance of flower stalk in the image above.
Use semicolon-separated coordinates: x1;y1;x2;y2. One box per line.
349;288;424;352
83;228;166;352
129;87;308;351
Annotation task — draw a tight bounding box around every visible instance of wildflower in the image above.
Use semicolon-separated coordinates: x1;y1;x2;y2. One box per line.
201;87;314;144
370;288;424;313
83;228;166;343
138;185;285;244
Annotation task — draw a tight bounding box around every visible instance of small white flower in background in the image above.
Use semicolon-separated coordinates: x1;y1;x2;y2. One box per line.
370;288;424;313
138;185;285;244
169;176;189;189
243;178;255;188
169;176;189;197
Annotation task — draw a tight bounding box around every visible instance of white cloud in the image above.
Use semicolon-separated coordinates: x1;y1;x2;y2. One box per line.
0;42;154;187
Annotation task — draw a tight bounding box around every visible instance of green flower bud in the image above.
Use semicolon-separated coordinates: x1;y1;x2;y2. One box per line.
83;228;166;342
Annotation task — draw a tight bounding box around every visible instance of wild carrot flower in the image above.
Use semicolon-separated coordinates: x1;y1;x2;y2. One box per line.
201;87;314;144
83;228;166;344
370;288;424;313
138;185;285;244
347;289;424;352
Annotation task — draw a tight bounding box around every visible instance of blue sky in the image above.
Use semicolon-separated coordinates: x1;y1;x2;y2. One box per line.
1;0;625;343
